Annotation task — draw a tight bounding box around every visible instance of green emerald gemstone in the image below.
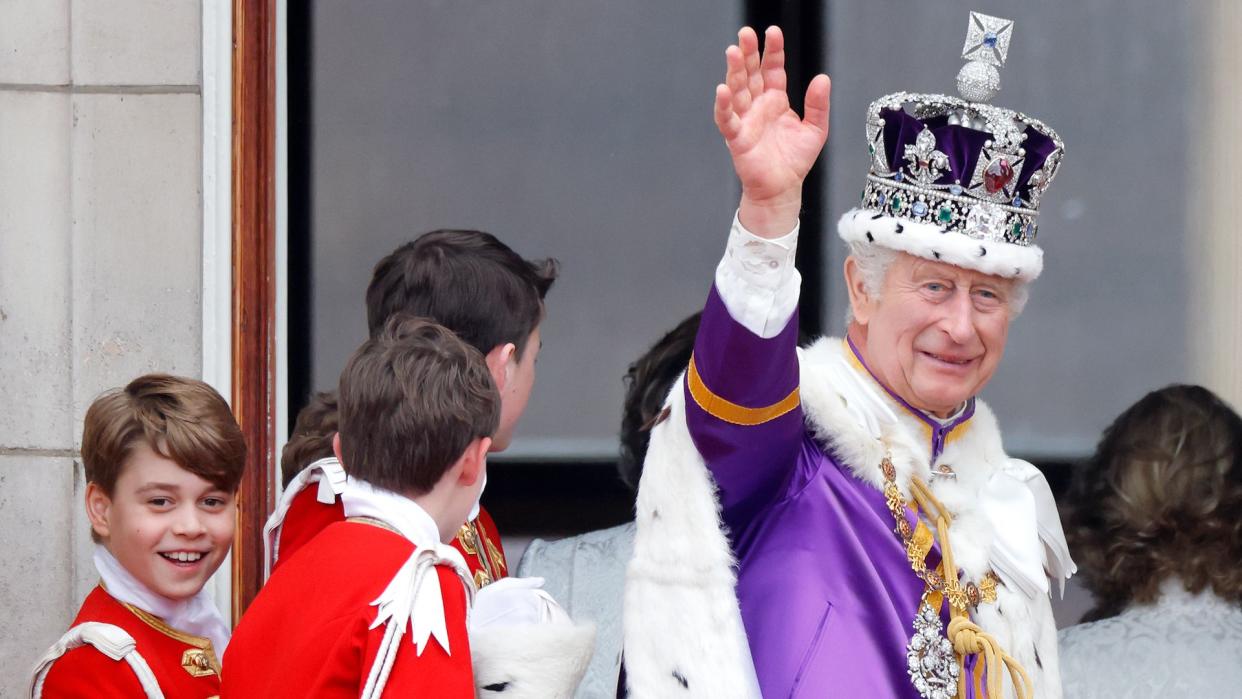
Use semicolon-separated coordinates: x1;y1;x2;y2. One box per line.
1012;222;1023;239
891;196;904;213
937;206;953;223
868;143;876;155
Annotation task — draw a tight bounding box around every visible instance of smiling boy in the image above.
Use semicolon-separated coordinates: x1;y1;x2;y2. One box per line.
30;374;245;698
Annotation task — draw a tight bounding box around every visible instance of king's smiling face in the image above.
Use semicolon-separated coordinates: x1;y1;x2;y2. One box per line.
846;251;1016;417
86;442;236;601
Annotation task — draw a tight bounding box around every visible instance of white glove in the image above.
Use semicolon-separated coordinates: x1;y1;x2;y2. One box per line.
470;576;570;630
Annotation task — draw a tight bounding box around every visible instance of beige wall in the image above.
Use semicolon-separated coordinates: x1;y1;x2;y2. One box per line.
0;1;204;692
1189;0;1242;409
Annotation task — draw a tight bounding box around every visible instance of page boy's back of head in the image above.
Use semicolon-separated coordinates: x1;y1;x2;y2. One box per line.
81;374;247;540
338;314;500;494
280;390;337;486
365;229;558;359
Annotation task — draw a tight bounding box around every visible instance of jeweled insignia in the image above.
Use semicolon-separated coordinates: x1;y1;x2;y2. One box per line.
907;599;960;699
182;648;216;678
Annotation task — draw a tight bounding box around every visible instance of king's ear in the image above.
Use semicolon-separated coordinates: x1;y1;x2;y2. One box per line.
843;255;876;325
85;482;113;540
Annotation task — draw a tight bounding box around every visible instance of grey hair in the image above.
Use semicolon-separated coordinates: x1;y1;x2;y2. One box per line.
842;242;1030;328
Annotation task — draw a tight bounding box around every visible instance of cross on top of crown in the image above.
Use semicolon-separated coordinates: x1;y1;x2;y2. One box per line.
961;12;1014;68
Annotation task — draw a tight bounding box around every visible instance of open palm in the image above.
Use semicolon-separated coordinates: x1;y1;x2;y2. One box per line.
715;27;831;236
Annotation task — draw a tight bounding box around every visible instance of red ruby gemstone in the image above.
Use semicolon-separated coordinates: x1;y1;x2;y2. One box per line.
983;157;1014;193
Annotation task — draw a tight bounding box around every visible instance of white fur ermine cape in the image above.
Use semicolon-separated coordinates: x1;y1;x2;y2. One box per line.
622;338;1074;699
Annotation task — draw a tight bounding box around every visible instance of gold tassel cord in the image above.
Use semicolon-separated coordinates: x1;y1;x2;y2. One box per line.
908;478;1033;699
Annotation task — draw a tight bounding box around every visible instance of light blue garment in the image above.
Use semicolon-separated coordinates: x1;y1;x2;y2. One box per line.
517;522;635;699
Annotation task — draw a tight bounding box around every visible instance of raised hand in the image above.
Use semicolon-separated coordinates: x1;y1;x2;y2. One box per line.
714;26;831;238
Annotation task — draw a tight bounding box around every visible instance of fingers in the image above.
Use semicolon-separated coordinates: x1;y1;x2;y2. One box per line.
714;84;742;141
759;26;786;94
802;74;832;138
739;27;763;103
724;45;752;115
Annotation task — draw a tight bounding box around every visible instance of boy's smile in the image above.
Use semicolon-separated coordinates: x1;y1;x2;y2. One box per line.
87;442;236;602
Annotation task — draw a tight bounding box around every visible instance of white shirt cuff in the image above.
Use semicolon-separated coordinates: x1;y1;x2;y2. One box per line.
714;212;801;339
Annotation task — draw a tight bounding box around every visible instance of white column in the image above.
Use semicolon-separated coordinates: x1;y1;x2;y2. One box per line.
1188;0;1242;408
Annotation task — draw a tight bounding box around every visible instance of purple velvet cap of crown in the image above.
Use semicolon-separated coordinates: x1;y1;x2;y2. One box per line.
881;107;1059;201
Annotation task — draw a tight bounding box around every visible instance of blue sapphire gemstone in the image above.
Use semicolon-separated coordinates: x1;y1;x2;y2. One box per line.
983;32;998;48
877;193;887;207
1012;197;1023;207
949;184;963;196
912;201;928;217
1026;222;1036;240
894;172;904;183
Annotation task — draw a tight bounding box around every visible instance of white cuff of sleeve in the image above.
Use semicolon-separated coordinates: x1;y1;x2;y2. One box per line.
715;212;801;339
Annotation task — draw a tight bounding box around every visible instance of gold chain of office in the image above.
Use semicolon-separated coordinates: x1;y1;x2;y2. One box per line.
879;455;999;611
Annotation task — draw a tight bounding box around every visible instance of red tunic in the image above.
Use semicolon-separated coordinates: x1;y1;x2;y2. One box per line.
39;586;222;698
274;484;508;586
224;520;474;697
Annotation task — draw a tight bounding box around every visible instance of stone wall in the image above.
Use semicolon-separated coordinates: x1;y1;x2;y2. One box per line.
0;1;204;693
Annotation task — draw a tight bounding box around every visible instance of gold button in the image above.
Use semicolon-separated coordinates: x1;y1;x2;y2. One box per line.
181;649;216;678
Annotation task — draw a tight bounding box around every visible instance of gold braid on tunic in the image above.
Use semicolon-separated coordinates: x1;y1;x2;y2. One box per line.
881;455;1033;699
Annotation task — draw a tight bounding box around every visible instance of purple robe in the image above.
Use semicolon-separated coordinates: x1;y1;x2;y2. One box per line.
686;286;977;698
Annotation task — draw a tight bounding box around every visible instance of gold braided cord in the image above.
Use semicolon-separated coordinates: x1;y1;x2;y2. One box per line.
946;616;1033;699
880;458;998;610
907;475;1033;699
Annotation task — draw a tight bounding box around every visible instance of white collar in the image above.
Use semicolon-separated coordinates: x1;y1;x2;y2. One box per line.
340;477;471;574
94;544;231;654
341;478;477;666
263;457;349;576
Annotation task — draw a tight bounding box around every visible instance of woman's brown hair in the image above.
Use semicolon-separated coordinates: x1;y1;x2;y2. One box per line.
1064;384;1242;621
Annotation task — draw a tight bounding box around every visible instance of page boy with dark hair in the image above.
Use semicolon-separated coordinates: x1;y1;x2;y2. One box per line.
225;316;500;697
266;229;556;588
30;374;246;698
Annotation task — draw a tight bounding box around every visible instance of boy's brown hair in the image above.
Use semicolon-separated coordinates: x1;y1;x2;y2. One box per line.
280;391;338;487
365;229;558;359
338;314;500;495
82;374;247;539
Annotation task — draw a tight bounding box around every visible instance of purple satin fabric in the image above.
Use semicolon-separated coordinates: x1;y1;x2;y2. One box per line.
687;287;980;698
880;107;1056;200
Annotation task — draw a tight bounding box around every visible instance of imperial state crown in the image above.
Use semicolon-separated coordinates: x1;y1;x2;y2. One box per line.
839;11;1066;282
